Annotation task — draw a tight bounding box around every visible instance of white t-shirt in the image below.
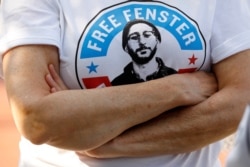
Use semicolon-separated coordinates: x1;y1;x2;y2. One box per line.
1;0;250;167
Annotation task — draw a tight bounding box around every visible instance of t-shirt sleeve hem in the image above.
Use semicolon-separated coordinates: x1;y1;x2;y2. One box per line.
212;31;250;64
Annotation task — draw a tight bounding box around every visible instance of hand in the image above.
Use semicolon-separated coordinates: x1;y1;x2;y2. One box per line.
45;64;68;92
175;71;218;105
75;141;117;159
45;64;217;106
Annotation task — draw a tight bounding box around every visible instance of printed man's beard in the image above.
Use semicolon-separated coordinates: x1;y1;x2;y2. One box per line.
128;46;157;65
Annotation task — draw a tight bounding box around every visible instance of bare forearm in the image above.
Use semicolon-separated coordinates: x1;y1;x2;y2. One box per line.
82;49;250;158
124;90;247;154
4;60;206;151
43;69;218;151
2;45;217;151
33;80;189;150
83;87;248;158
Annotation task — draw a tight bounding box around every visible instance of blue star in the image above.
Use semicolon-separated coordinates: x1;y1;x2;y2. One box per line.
87;62;99;73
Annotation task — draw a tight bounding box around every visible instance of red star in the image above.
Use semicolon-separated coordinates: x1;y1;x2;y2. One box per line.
188;54;198;65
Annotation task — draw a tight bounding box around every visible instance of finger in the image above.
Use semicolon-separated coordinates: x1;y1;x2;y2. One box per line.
50;87;58;93
45;73;62;91
48;64;68;90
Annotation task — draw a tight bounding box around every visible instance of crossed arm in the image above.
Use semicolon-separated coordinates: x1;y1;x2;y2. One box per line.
3;45;250;158
46;48;250;158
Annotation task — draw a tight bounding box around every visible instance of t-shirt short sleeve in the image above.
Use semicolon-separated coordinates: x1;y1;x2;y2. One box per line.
211;0;250;64
0;0;61;78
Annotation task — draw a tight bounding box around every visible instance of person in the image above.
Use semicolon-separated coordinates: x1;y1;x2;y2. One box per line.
111;19;177;86
226;105;250;167
1;0;250;167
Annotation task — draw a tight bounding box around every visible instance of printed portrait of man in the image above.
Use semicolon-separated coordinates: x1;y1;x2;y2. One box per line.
111;19;177;86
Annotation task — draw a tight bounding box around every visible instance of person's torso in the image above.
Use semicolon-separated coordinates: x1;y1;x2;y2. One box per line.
15;1;222;167
58;0;216;89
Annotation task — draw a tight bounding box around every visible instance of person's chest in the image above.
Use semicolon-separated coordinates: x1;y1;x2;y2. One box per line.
59;0;216;89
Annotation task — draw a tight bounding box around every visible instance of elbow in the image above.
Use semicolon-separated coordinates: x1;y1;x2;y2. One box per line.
12;101;50;145
22;117;49;145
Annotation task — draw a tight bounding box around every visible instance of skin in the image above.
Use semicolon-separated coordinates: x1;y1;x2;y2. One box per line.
47;48;250;158
2;45;217;150
3;45;250;158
